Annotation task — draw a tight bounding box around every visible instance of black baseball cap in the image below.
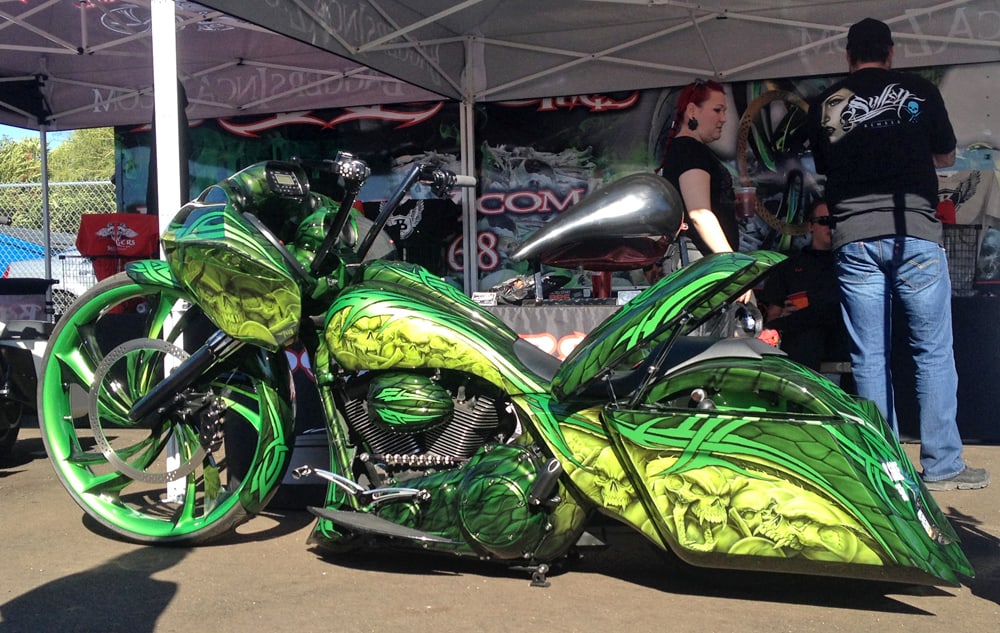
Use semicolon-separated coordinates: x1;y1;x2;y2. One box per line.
847;18;894;50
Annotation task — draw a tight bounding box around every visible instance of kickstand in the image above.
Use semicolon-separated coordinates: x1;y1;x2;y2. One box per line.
529;563;550;588
510;561;551;587
531;565;552;588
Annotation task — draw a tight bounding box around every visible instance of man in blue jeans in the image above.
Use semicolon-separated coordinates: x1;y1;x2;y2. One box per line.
807;18;989;490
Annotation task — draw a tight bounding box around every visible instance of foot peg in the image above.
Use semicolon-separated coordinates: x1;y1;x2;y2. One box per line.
292;465;429;506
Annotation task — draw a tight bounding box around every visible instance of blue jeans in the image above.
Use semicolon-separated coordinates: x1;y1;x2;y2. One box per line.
835;237;965;481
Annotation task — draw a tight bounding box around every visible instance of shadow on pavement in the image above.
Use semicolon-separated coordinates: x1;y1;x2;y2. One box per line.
944;506;1000;606
0;435;46;470
305;525;959;614
78;508;316;547
0;547;186;633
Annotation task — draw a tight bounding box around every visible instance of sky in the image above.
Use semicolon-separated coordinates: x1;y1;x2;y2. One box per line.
0;123;71;147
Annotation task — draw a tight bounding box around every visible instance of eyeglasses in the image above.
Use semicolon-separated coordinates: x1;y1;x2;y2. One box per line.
809;216;834;227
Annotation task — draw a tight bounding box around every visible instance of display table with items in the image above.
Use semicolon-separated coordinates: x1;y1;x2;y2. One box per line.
486;302;618;359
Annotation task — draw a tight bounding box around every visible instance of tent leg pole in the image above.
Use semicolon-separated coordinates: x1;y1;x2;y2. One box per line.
460;99;477;295
39;126;54;322
151;0;182;230
152;0;186;503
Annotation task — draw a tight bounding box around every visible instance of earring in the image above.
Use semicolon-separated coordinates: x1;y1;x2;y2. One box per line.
687;118;699;131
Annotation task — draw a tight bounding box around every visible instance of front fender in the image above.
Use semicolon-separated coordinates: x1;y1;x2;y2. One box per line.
125;259;185;291
124;260;295;511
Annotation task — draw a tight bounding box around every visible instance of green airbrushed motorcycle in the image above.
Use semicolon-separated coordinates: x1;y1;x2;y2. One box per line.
38;152;972;588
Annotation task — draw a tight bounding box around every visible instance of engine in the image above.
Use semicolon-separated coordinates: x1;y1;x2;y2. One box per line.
339;370;514;484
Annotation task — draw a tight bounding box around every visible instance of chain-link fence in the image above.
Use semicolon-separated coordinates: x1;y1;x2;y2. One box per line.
0;181;115;318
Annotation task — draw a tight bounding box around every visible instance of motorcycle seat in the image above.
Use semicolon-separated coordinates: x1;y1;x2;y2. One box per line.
511;337;562;381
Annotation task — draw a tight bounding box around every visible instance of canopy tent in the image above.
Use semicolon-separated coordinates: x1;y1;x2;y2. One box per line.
197;0;1000;102
5;1;998;130
195;0;1000;287
3;0;999;291
0;0;443;287
0;0;442;130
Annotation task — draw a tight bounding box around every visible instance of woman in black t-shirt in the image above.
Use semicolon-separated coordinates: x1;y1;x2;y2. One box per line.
659;80;740;259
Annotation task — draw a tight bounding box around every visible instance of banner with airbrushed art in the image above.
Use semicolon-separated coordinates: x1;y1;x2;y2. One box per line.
115;62;999;292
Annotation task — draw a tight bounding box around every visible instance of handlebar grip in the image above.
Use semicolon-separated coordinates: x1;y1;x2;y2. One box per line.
453;175;477;188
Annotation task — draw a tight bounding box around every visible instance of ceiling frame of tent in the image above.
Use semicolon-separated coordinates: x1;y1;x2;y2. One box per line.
0;75;44;122
196;0;1000;292
470;17;719;99
0;0;435;129
262;0;1000;103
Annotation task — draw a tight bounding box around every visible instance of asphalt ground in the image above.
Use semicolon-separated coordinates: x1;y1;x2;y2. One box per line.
2;424;998;633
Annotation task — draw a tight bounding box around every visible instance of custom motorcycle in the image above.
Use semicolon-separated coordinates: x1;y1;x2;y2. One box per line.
38;153;972;588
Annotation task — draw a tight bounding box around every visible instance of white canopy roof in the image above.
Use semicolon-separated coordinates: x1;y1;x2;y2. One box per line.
5;0;997;292
4;1;998;129
0;0;442;130
198;0;1000;103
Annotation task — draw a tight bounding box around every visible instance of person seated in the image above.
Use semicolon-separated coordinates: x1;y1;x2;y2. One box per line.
758;199;851;379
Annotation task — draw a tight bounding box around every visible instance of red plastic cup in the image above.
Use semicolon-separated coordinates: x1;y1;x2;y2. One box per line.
734;186;757;220
936;199;956;224
591;271;612;299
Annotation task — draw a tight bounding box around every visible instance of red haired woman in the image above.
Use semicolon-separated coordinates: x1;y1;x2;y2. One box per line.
659;79;740;261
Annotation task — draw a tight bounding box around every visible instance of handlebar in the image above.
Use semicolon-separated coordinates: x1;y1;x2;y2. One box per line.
277;153;476;274
355;163;475;260
453;174;478;188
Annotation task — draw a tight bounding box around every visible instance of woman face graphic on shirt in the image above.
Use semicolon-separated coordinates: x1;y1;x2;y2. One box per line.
821;87;855;144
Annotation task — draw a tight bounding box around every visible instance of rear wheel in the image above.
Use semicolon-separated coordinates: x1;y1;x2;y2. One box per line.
37;272;295;544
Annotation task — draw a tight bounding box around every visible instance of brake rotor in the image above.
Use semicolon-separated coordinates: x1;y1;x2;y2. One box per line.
89;337;206;483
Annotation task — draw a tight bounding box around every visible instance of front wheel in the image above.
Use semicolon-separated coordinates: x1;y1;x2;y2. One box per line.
38;272;295;544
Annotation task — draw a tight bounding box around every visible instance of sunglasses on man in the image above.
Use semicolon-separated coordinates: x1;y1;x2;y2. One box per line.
809;216;835;227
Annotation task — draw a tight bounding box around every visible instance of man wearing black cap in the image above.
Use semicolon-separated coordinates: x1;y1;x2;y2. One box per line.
807;18;989;491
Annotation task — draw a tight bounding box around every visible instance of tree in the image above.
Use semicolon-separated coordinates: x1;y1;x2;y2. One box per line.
0;128;115;183
48;128;115;182
0;129;116;231
0;136;42;183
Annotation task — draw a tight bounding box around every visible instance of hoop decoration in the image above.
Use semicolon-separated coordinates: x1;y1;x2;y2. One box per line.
736;90;812;236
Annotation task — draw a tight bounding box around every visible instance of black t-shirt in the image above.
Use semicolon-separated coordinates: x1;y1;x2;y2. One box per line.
758;248;849;368
807;67;956;249
759;248;840;315
660;136;740;254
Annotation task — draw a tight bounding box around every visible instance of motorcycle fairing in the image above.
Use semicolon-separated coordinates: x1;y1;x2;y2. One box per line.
589;352;972;586
550;251;784;399
161;197;302;352
323;280;549;395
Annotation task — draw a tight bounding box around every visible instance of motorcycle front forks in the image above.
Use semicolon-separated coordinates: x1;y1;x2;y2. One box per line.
127;329;245;425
